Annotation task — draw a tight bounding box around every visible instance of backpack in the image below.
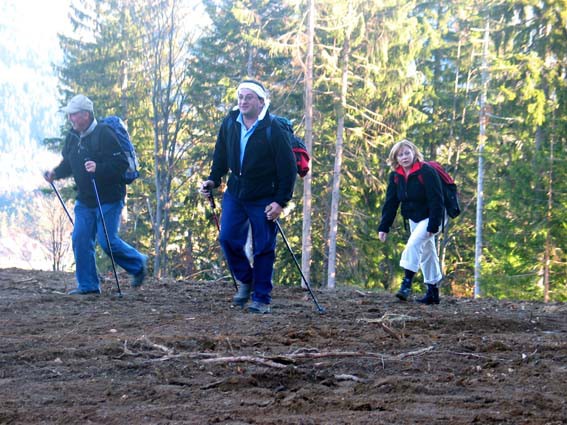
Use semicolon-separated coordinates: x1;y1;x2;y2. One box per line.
266;114;310;178
421;161;461;219
100;116;140;184
393;161;461;220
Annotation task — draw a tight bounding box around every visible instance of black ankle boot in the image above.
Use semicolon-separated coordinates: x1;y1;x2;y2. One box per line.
417;284;440;305
395;278;412;301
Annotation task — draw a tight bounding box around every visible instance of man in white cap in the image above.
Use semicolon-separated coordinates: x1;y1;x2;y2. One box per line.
200;80;297;314
44;94;147;295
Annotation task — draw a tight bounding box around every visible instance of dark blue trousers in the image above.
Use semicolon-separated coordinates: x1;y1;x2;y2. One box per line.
219;191;277;304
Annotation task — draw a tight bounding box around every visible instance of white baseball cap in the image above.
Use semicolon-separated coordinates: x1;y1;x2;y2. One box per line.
61;94;94;114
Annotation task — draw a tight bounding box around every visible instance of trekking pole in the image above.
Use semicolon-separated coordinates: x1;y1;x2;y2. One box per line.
206;191;239;291
275;219;325;314
46;177;74;226
87;166;122;297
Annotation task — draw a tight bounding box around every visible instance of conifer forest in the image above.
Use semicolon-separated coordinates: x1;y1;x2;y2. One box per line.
36;0;567;302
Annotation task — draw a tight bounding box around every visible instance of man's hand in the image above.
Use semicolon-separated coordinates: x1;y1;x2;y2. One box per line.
84;160;96;173
43;170;55;183
265;202;283;221
199;180;215;197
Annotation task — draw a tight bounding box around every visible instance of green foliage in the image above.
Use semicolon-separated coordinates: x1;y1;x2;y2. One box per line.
37;0;567;301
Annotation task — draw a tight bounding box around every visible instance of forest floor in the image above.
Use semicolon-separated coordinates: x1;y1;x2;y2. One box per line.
0;267;566;425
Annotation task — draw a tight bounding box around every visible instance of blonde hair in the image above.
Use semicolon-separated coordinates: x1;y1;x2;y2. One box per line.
387;139;424;170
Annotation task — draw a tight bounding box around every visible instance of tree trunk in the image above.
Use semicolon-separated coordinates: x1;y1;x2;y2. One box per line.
301;0;315;289
327;35;349;289
474;21;490;298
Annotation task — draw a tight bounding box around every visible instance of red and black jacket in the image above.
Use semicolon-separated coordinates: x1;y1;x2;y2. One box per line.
378;161;444;234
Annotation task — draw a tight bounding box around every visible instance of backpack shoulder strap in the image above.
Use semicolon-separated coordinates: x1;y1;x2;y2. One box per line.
265;114;281;155
83;124;104;157
265;113;279;144
425;161;455;184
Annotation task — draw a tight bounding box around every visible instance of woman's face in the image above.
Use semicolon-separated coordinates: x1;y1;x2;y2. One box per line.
396;145;415;169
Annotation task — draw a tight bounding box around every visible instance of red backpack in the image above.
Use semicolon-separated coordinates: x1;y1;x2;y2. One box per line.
266;115;310;178
420;161;461;219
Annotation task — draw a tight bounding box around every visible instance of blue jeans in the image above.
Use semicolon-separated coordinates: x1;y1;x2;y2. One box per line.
73;200;147;292
219;191;277;304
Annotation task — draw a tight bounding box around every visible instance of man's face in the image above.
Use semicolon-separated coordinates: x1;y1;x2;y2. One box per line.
68;110;91;132
237;88;264;120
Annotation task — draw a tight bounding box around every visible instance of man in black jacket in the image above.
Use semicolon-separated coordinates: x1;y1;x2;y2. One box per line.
200;80;297;314
44;94;147;295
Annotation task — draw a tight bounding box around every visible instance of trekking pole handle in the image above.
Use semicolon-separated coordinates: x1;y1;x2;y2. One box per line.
200;182;216;207
84;157;97;175
208;192;216;210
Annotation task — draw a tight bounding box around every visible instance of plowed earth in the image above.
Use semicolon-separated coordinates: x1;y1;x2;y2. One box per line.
0;267;566;424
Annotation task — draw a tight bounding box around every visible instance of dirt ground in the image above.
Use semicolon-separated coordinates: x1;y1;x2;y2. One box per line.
0;267;566;425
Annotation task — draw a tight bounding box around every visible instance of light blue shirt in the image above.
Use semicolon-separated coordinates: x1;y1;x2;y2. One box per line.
237;113;259;167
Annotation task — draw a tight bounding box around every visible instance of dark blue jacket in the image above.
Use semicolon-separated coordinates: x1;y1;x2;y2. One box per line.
53;123;128;208
208;110;297;207
378;161;444;234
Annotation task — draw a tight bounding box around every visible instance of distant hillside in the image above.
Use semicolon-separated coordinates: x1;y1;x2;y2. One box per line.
0;0;67;194
0;229;52;270
0;187;74;271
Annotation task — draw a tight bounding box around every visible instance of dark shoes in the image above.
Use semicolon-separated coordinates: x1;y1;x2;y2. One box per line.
131;265;147;288
68;288;101;295
232;282;252;308
232;283;270;313
395;278;412;301
417;284;440;305
248;300;271;314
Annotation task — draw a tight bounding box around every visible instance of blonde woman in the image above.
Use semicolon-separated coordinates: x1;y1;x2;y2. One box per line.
378;140;444;304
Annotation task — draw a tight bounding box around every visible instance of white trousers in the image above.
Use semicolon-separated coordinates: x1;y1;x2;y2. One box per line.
399;218;443;285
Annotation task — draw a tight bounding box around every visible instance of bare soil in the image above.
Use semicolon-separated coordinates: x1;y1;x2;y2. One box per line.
1;267;566;425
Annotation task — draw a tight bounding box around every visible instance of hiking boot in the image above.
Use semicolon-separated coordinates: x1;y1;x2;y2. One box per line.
68;288;101;295
131;265;147;288
248;300;271;314
232;282;252;308
395;278;412;301
417;284;440;305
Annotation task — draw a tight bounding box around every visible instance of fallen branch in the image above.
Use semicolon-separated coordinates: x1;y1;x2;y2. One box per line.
357;313;418;324
201;355;287;369
335;374;367;383
274;346;434;362
200;346;435;369
137;335;174;355
440;350;510;362
394;346;435;360
378;322;402;341
15;277;38;284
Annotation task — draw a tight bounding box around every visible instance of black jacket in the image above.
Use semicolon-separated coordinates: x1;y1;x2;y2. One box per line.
53;122;129;208
378;162;444;234
208;110;297;207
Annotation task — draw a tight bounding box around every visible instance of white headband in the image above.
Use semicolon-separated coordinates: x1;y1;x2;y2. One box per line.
237;82;270;120
237;82;268;100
